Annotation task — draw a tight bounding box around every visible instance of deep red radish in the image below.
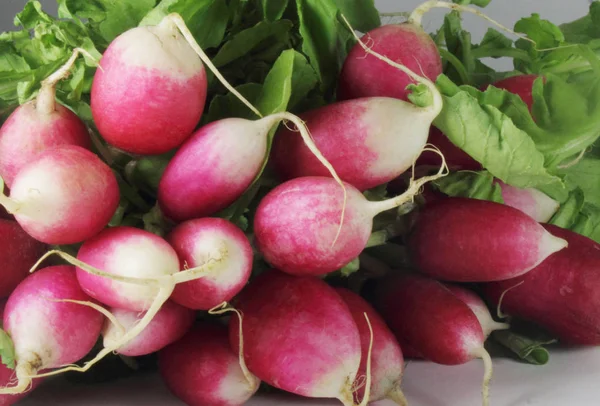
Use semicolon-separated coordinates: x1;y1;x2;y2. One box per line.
488;74;540;112
0;145;119;245
0;49;91;187
335;288;407;406
416;127;481;171
408;198;568;282
444;284;509;338
0;265;103;394
374;273;493;406
254;171;445;276
160;322;260;406
0;219;47;297
483;225;600;345
496;180;559;223
229;270;369;406
166;218;253;310
103;300;195;357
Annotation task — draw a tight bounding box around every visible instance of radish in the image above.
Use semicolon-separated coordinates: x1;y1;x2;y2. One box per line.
482;225;600;345
160;322;260;406
487;74;540;112
335;288;407;406
254;165;446;276
373;273;493;406
444;284;509;338
166;218;253;310
0;145;119;244
229;270;372;406
496;180;559;222
103;300;195;357
408;198;568;282
0;49;91;187
416;127;481;171
0;265;104;394
0;219;47;297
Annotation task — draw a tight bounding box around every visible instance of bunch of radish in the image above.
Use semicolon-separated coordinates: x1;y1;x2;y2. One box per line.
1;1;599;406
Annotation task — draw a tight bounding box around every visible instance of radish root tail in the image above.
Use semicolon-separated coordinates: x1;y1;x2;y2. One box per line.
357;313;374;406
472;347;493;406
496;280;524;319
0;362;35;394
388;387;409;406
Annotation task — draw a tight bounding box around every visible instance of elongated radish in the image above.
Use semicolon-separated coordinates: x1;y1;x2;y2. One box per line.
158;112;340;221
254;166;446;276
0;145;119;244
0;265;103;394
0;49;91;187
483;225;600;345
444;284;509;338
335;288;407;406
496;180;559;223
229;270;371;406
166;218;253;310
374;273;493;406
160;322;260;406
408;198;568;282
0;219;46;297
103;300;195;357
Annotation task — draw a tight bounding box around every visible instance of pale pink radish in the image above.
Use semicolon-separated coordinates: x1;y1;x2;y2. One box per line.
335;288;407;406
0;49;91;187
408;198;568;282
254;168;446;276
0;265;103;394
444;284;509;338
0;219;47;297
166;218;253;310
229;270;371;406
0;145;119;244
103;300;195;357
160;322;260;406
483;225;600;345
496;180;559;223
374;273;493;406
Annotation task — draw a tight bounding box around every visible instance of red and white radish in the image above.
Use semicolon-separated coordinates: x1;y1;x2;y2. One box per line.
335;288;407;406
103;300;195;357
166;218;253;310
483;225;600;345
0;49;91;187
0;219;46;297
254;167;446;276
160;322;260;406
374;273;493;406
408;198;568;282
229;270;371;406
0;265;104;394
0;145;119;244
496;180;559;223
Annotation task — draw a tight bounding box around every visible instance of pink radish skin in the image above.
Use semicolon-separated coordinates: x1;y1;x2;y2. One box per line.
254;175;443;276
444;284;509;338
1;265;103;394
91;18;207;155
483;225;600;345
103;300;195;357
0;220;47;297
229;270;363;405
0;145;119;245
0;103;90;187
166;218;253;310
335;288;407;405
337;24;442;102
496;181;559;223
408;198;568;282
160;323;260;406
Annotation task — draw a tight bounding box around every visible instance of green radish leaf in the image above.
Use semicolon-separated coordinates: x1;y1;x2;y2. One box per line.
340;257;360;277
548;188;585;228
330;0;380;33
434;171;504;203
258;0;290;22
558;158;600;207
492;329;555;366
559;1;600;44
0;330;16;370
205;83;263;122
571;203;600;243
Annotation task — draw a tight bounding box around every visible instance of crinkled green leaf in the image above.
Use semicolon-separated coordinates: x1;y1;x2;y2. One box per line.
549;188;585;228
0;330;16;370
559;158;600;207
571;203;600;243
560;2;600;44
434;171;504;202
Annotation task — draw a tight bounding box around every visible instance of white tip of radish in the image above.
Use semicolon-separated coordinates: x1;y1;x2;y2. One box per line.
537;231;568;265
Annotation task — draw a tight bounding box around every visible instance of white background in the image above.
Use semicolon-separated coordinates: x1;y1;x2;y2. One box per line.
2;0;599;405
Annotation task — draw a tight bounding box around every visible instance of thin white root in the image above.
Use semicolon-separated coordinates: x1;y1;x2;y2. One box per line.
0;193;22;214
0;363;35;394
341;14;443;118
208;302;260;389
556;148;586;169
408;1;535;47
165;13;262;118
388;387;409;406
496;280;524;319
357;313;374;406
472;347;493;406
42;298;126;336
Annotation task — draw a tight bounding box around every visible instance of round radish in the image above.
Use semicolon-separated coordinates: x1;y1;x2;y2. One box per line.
166;218;253;310
496;180;559;223
0;265;103;394
160;322;260;406
0;145;119;244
